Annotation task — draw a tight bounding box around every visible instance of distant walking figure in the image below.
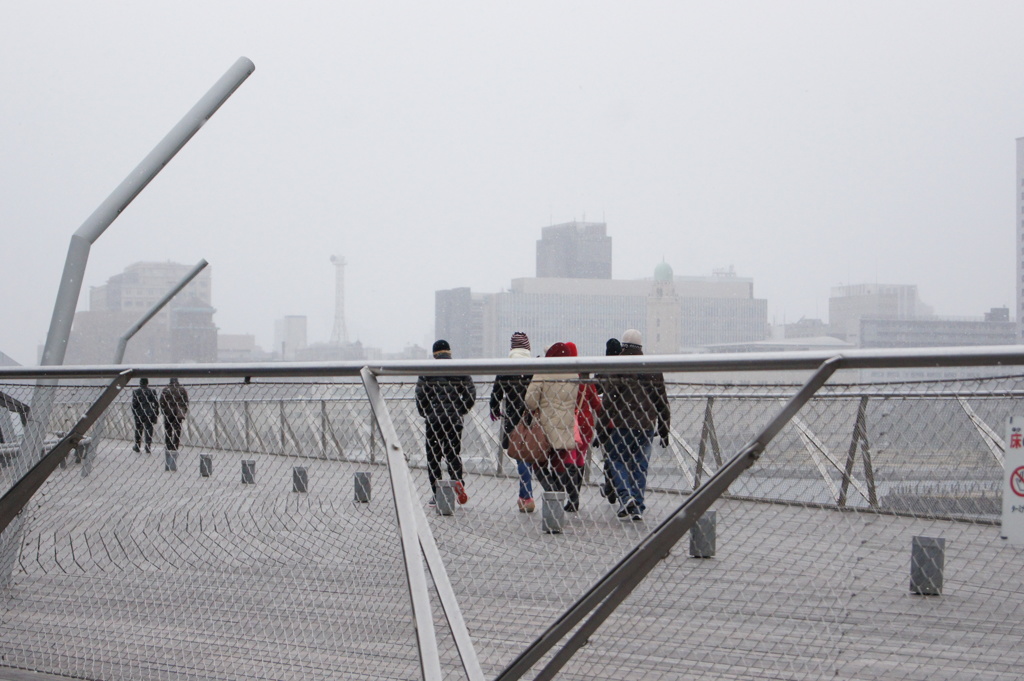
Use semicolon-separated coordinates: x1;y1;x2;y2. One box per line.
160;378;190;452
416;340;476;506
131;378;159;453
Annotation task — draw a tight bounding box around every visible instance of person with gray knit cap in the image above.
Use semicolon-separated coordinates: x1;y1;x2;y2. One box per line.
416;340;476;506
489;331;535;512
597;329;670;521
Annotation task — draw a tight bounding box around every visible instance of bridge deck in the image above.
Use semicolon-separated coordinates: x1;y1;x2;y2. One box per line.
0;442;1020;680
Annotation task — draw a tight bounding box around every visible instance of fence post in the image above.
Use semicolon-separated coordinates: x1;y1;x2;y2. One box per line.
369;411;377;464
242;460;256;484
689;510;717;558
695;397;722;487
321;400;328;458
244;401;252;453
280;401;286;453
354;471;371;502
910;536;945;595
293;467;308;493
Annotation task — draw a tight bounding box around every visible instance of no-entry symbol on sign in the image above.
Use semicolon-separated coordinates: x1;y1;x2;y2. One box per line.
1011;466;1024;497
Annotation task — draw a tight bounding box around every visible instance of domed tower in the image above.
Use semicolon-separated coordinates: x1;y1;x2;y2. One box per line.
654;261;674;284
647;261;680;354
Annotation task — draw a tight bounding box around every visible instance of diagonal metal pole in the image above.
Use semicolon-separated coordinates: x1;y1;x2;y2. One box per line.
412;480;485;681
360;368;443;681
359;367;484;681
7;57;253;588
112;259;209;364
0;370;132;537
496;356;844;681
20;57;254;480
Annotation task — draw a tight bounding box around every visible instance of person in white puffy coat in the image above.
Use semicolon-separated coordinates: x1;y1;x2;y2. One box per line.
523;342;578;504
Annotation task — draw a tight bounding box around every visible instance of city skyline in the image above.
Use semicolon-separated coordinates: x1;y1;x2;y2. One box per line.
57;220;1012;365
0;4;1020;364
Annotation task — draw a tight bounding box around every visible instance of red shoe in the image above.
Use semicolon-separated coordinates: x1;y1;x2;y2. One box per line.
517;498;536;513
454;481;468;505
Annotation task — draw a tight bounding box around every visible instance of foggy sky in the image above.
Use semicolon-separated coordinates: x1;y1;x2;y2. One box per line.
1;2;1020;365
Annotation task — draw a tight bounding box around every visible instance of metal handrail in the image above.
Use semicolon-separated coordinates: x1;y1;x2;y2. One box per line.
1;344;1023;380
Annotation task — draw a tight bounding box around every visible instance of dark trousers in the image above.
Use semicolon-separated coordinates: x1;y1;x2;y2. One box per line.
164;415;184;451
532;456;584;510
425;420;464;493
133;417;155;448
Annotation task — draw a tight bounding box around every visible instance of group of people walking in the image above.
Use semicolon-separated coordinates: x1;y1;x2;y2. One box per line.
130;378;190;453
417;329;670;521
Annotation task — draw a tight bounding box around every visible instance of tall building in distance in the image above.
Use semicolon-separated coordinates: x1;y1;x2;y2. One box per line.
828;283;933;346
274;315;308;361
66;261;216;364
435;223;768;358
1016;137;1024;341
536;221;613;279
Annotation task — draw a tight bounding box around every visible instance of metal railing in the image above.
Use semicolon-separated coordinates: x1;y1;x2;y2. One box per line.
0;345;1022;680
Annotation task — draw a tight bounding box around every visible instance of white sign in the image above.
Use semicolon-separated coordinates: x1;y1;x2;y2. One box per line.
1003;416;1024;544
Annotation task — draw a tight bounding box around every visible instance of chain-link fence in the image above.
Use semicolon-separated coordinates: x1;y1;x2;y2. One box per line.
0;358;1022;680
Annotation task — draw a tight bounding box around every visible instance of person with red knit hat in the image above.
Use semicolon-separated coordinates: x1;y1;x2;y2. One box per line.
524;342;579;509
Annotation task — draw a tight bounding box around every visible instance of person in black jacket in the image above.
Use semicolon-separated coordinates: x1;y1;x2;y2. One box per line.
416;340;476;506
596;337;622;504
598;330;670;522
131;378;159;453
489;331;535;512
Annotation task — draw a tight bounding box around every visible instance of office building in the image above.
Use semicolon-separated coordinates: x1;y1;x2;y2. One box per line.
66;261;216;364
274;316;308;361
828;284;934;346
435;225;768;358
1017;137;1024;340
536;221;613;279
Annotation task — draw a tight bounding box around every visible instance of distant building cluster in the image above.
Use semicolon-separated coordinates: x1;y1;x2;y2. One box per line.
66;262;216;365
437;221;1014;360
436;222;768;358
49;201;1020;368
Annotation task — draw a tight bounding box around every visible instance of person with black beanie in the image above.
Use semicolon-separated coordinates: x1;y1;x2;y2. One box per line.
415;340;476;507
596;338;621;503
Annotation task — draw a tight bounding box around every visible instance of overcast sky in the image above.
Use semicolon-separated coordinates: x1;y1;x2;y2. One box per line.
1;2;1021;364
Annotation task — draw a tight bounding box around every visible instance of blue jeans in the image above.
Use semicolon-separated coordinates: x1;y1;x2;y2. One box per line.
518;460;534;500
608;428;654;512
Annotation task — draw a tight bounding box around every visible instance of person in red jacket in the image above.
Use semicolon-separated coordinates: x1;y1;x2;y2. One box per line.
566;342;602;512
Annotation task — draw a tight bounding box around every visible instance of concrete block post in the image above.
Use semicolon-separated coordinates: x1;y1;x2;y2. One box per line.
910;536;945;596
354;472;371;503
293;467;308;493
689;510;717;558
199;454;213;478
241;460;256;485
542;491;567;534
164;451;177;472
435;481;456;516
